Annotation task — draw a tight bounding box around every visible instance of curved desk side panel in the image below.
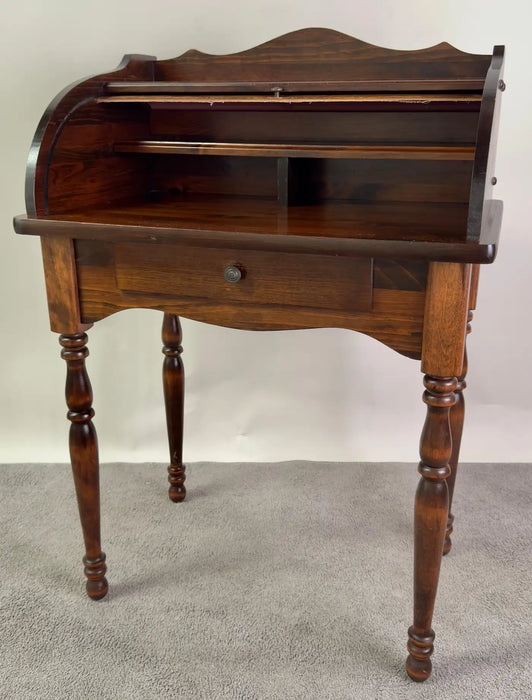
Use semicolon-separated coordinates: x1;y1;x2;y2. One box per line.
25;54;156;217
24;55;155;334
467;46;505;241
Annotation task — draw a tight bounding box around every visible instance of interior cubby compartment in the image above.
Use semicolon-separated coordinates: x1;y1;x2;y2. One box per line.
44;94;483;222
277;157;475;209
145;151;475;226
148;154;279;199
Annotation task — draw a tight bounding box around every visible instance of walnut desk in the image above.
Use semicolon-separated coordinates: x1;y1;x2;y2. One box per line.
14;29;505;681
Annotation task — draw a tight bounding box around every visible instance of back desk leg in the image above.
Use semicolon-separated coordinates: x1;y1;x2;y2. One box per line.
445;268;478;553
59;332;108;600
162;314;186;502
406;374;454;681
444;328;469;555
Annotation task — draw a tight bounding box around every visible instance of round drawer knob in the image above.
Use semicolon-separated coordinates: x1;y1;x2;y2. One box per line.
223;265;242;284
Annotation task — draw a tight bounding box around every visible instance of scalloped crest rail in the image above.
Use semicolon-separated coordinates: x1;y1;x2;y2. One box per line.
13;28;505;683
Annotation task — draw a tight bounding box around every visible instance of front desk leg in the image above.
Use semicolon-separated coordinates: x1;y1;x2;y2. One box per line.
162;314;186;502
406;374;455;681
59;332;108;600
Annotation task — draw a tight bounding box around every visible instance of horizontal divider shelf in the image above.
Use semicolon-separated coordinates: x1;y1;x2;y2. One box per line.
114;140;475;161
104;80;486;94
98;93;482;106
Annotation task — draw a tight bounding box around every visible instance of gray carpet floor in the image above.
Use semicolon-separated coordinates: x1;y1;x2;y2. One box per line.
1;462;530;699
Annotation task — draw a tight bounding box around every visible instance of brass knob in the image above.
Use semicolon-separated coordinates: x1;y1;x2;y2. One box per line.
223;265;242;284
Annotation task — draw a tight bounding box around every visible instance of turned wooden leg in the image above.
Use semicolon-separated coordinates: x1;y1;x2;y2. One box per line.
60;332;108;600
162;314;186;502
406;374;456;681
444;313;471;555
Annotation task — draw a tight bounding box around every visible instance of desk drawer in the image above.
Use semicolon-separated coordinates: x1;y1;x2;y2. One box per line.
114;243;373;313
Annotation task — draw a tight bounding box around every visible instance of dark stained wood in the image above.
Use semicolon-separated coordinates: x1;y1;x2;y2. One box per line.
421;263;472;377
277;157;290;206
444;323;470;555
467;47;504;240
407;261;474;677
14;29;505;680
106;80;487;94
15;211;498;264
26;54;155;216
40;237;90;334
407;375;455;681
153;154;278;199
151;29;492;84
162;315;186;502
150;156;475;208
373;259;427;291
114;242;373;313
100;93;482;113
72;239;424;357
60;332;108;600
46;102;150;215
114;140;475;161
148;109;480;146
13;194;499;263
17;196;471;240
101;92;483;102
469;264;481;309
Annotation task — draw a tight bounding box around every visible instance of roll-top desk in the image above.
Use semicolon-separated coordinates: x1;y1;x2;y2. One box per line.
14;29;505;682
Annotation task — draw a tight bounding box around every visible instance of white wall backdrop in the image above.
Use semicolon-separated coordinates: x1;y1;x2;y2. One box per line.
0;0;530;463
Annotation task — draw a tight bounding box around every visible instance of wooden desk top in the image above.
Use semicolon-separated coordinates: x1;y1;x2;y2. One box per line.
15;195;500;263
